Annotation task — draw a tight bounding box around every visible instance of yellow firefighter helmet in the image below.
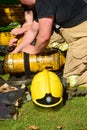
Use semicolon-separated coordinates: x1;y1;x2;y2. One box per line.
30;69;63;107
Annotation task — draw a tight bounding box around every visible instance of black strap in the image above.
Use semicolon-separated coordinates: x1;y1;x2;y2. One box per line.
24;52;30;78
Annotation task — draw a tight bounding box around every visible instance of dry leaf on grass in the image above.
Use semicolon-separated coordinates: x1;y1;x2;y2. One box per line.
0;83;18;93
57;125;62;129
46;118;51;121
28;125;39;130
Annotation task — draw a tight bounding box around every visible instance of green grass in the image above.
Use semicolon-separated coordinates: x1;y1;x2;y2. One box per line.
0;96;87;130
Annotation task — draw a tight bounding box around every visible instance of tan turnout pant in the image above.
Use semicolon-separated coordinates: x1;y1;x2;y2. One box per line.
60;21;87;86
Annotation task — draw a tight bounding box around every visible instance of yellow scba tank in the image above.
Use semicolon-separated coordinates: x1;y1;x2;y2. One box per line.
4;50;65;74
0;32;14;46
30;69;63;107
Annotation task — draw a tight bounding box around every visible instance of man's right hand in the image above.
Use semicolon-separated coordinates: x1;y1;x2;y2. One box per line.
11;27;22;36
9;38;18;46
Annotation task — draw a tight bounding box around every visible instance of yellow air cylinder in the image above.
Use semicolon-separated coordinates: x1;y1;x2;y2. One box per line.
0;32;14;46
4;51;65;74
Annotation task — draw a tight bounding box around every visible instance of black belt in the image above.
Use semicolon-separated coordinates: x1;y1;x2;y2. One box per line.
24;52;31;78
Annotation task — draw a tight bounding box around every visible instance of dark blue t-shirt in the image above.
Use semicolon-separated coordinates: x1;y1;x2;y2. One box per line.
36;0;87;28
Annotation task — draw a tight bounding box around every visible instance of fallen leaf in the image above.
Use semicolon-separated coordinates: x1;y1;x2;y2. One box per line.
28;125;39;130
46;118;51;121
57;125;62;129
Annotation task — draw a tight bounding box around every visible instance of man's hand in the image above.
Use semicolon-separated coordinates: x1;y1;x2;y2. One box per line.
9;38;18;47
22;44;39;54
11;27;23;36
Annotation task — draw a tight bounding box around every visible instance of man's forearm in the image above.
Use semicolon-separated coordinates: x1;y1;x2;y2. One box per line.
22;36;50;54
34;36;50;53
11;28;37;53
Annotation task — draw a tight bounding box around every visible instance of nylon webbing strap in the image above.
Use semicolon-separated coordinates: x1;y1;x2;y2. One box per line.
24;52;30;78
